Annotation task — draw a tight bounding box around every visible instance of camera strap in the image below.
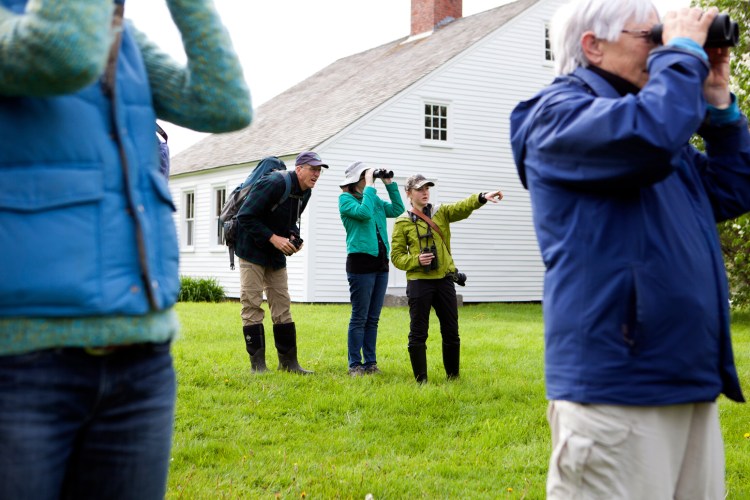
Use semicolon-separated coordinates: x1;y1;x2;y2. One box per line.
410;208;445;242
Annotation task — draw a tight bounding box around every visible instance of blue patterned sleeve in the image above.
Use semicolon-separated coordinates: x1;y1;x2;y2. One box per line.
0;0;113;96
130;0;252;133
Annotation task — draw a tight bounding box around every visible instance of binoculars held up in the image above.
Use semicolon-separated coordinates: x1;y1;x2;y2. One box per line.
650;13;739;48
373;169;394;179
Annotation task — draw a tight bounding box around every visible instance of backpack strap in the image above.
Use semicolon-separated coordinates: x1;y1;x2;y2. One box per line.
270;170;293;212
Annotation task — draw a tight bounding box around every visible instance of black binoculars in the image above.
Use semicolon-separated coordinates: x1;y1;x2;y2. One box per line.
373;169;394;179
420;245;438;272
650;13;739;48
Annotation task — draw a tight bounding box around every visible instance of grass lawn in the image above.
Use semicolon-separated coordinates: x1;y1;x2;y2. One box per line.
168;302;750;499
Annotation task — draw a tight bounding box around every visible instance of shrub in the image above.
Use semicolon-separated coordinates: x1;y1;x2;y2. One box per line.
178;276;226;302
720;216;750;309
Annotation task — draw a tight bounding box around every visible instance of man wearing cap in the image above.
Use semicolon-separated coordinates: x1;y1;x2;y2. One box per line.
391;174;503;383
235;151;328;374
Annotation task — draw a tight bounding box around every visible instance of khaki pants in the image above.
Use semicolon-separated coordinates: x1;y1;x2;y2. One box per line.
547;400;724;500
239;258;292;326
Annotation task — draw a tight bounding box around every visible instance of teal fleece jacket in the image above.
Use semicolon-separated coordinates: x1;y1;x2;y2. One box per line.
339;183;405;258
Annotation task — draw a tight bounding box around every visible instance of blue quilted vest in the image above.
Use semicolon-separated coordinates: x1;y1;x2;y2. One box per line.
0;0;179;317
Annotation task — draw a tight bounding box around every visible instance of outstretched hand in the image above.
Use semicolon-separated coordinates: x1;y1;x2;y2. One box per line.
484;190;503;203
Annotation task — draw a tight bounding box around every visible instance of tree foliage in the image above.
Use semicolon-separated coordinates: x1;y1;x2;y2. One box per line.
696;0;750;308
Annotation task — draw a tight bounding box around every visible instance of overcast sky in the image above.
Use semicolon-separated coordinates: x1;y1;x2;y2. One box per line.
126;0;692;154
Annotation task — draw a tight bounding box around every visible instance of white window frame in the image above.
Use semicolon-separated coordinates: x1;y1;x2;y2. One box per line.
182;190;195;250
421;100;453;148
543;22;554;66
212;185;228;249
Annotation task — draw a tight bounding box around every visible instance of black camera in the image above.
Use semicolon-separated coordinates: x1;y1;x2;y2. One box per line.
372;169;394;179
448;271;467;287
420;245;438;272
290;233;303;249
650;13;739;48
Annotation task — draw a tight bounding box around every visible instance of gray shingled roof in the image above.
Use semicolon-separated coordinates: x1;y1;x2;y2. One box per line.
170;0;538;176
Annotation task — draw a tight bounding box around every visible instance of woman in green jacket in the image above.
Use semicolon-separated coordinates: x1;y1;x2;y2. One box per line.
339;161;405;376
391;174;503;383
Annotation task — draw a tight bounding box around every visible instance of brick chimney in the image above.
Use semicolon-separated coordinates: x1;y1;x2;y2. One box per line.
411;0;462;36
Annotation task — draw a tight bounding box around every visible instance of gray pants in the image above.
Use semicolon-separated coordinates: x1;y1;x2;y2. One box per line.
547;400;724;499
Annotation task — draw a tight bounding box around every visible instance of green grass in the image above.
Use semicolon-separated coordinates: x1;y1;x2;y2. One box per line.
168;303;750;499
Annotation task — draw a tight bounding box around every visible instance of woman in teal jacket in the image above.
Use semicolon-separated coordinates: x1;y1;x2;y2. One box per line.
339;161;405;376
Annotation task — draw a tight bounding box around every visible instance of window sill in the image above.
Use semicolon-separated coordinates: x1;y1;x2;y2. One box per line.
420;140;454;149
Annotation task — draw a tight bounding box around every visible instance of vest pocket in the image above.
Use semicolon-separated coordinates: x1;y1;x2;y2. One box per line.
0;165;104;314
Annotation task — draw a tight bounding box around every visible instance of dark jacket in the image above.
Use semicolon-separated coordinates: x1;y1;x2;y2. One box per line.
236;170;311;269
510;46;750;405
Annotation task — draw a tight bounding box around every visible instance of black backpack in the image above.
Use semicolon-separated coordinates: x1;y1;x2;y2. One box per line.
220;157;291;269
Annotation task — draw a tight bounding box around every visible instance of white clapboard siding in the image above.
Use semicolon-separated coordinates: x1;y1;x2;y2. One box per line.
169;0;565;303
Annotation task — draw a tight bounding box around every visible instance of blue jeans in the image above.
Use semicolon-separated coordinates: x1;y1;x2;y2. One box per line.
0;343;176;500
347;271;389;368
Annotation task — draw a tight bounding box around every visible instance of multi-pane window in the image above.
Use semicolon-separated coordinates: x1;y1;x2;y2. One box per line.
544;23;554;62
424;103;448;142
184;191;195;247
214;187;226;245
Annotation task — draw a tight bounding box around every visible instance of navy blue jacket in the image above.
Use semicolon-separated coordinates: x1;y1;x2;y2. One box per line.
510;46;750;405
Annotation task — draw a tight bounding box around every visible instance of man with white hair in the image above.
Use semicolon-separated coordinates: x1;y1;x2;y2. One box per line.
510;0;750;497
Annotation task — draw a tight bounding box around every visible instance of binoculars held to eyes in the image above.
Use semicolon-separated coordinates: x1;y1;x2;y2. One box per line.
373;169;394;179
650;13;739;48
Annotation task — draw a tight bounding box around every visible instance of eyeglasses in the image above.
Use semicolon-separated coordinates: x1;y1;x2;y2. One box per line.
621;29;652;40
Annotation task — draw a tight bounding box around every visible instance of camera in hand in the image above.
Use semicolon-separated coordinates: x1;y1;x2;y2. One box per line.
650;13;739;48
290;233;303;249
373;169;394;179
447;271;467;287
420;245;438;272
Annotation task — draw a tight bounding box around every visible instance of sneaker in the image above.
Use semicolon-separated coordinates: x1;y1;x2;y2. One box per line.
363;364;381;375
348;365;365;377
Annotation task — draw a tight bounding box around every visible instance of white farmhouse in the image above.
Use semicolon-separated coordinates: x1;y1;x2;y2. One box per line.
168;0;564;302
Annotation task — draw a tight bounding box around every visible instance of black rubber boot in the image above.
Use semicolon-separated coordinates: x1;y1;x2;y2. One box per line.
408;344;428;384
443;343;460;380
243;324;268;373
273;322;313;375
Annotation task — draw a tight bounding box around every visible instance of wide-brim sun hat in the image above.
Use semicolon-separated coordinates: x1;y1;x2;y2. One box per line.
339;161;369;188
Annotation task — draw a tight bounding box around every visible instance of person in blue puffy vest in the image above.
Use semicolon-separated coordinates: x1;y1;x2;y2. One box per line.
510;1;750;498
0;0;251;498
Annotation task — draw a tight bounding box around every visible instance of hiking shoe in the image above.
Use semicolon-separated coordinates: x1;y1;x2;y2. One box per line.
348;365;365;377
363;364;381;375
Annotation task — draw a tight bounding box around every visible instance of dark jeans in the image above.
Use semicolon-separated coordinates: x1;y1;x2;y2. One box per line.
346;271;389;368
0;343;176;500
406;277;459;347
